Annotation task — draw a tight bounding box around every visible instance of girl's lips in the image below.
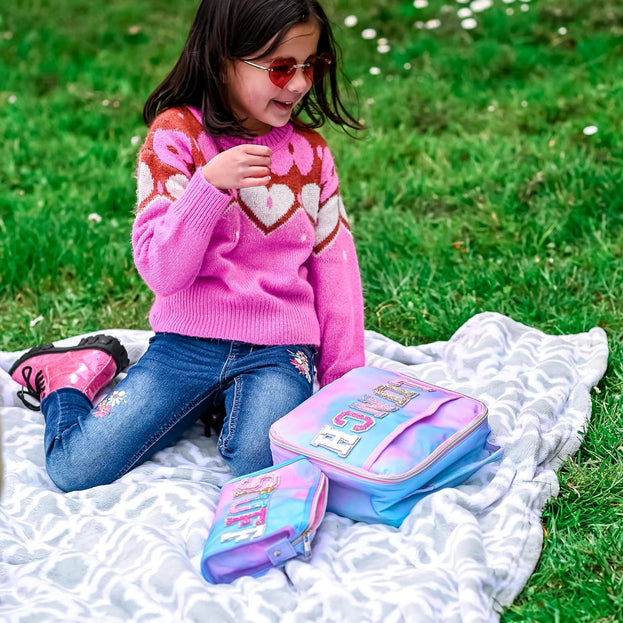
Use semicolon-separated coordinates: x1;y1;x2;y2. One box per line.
273;100;295;111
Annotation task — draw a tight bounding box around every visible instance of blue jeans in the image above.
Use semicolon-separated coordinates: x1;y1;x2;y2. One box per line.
41;334;316;491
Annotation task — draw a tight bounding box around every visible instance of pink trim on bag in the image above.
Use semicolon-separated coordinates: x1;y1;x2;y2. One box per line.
362;395;459;471
310;473;329;532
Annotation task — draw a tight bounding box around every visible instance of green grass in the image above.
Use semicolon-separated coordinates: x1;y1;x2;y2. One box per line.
1;0;622;619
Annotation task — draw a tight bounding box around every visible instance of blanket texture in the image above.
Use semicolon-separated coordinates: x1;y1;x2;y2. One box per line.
0;312;608;622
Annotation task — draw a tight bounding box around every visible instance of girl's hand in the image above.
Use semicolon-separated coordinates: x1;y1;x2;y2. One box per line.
202;145;272;190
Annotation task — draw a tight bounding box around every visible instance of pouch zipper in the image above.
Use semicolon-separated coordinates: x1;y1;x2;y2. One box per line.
272;409;489;485
290;472;328;559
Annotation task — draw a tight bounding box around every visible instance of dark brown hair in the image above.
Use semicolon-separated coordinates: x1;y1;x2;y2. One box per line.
143;0;361;137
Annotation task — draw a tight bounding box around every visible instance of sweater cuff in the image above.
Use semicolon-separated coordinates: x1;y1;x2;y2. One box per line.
171;169;230;232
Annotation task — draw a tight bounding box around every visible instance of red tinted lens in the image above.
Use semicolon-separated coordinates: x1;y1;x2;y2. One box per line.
267;55;332;88
268;58;296;88
309;55;331;83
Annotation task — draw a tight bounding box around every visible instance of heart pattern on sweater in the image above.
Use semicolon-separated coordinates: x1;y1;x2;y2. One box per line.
238;184;297;234
300;183;320;222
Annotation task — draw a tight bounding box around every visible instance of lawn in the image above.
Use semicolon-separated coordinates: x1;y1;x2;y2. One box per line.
1;0;622;620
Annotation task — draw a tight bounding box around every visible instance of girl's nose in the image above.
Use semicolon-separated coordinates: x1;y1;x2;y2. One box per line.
286;68;311;93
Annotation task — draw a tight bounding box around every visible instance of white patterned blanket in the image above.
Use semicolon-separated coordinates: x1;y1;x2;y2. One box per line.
0;312;608;622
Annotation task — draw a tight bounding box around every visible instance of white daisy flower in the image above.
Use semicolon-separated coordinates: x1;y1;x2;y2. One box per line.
470;0;492;12
29;316;44;328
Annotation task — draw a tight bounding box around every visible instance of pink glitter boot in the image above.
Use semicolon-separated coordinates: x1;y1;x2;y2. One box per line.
9;334;129;410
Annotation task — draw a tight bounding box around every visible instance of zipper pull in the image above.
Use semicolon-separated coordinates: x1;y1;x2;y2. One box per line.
303;532;312;559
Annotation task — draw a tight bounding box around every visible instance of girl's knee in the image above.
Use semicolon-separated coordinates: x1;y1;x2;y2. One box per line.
222;449;273;478
46;456;115;492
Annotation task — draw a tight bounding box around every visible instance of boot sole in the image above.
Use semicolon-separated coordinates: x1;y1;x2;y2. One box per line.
9;334;130;378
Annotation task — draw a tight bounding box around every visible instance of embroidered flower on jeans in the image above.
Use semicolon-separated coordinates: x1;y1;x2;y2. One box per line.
288;350;312;383
93;390;127;419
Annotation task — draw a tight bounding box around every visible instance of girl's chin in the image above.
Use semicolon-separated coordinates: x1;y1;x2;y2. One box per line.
240;104;296;134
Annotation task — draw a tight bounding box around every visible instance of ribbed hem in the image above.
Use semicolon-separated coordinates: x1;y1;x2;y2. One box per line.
171;170;230;232
149;293;321;347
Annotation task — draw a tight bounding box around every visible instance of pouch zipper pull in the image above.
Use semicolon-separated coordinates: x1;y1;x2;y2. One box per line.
303;531;312;559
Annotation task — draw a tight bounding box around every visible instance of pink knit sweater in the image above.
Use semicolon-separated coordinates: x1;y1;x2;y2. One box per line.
133;106;365;386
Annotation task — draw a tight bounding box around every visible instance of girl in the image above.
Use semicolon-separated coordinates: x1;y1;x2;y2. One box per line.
9;0;365;492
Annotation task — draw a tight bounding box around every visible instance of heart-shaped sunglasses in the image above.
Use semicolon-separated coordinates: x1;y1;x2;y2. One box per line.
240;54;332;89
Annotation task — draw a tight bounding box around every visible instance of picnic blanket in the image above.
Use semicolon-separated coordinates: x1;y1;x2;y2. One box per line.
0;311;608;622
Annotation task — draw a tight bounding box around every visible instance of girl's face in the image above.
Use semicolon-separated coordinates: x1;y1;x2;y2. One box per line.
225;20;321;135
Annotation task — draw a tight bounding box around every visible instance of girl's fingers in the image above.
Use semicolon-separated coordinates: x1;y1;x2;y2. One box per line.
244;145;272;158
247;165;271;178
247;155;272;168
240;175;271;188
243;145;272;167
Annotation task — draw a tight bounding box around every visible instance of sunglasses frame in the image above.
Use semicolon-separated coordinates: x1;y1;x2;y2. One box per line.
240;54;332;88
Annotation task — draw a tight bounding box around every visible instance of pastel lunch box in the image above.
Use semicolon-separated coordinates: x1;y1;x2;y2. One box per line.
270;366;502;527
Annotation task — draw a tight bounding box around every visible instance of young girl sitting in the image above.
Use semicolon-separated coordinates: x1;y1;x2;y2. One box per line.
10;0;365;492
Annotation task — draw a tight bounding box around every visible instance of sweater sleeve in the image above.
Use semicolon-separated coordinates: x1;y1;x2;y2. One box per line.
132;110;231;297
307;143;365;387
